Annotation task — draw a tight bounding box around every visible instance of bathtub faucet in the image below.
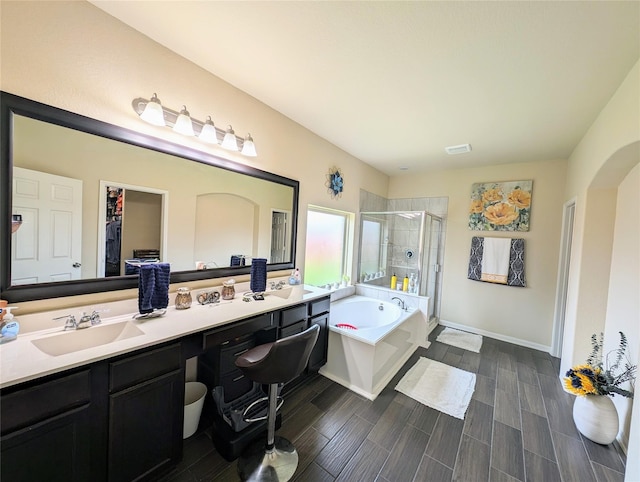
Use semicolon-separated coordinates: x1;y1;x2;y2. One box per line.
391;297;406;311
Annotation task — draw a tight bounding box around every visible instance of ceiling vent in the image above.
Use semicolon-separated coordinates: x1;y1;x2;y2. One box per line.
445;143;472;155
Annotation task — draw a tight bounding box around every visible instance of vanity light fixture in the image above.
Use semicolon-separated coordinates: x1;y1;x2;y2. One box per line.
221;125;239;151
173;106;195;136
139;93;166;126
132;95;257;156
240;134;257;157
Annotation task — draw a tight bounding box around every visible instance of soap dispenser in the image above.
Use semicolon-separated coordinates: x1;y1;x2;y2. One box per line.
0;306;19;344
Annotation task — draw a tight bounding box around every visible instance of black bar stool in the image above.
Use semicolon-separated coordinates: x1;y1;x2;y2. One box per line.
234;324;320;481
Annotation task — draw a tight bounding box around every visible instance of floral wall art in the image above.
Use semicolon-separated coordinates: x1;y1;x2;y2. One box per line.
326;166;344;199
468;180;532;231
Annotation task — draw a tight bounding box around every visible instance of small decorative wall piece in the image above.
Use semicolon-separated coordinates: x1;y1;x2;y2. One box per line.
326;166;344;199
469;180;532;231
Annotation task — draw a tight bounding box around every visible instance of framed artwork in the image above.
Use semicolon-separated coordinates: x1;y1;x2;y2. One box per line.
469;180;532;231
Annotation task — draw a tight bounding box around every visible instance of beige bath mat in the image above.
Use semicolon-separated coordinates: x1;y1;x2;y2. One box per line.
395;357;476;419
436;327;483;353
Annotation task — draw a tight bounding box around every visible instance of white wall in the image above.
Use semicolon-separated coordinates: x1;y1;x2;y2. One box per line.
604;163;639;453
556;59;638;474
561;60;640;372
388;159;567;349
0;0;389;313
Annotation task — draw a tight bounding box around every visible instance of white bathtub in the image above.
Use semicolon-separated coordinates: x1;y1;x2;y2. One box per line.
319;295;425;400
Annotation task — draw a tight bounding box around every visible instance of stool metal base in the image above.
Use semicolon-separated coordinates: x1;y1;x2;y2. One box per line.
237;436;298;482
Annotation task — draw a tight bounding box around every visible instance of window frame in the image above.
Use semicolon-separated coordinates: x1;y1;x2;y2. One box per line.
304;205;354;287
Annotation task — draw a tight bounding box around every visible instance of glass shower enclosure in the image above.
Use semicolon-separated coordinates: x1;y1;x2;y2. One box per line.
358;211;443;320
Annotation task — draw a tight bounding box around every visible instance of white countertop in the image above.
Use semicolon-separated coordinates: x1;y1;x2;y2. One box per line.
0;283;330;389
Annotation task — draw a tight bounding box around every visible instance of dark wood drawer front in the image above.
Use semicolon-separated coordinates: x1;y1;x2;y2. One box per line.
219;370;254;402
110;343;181;393
281;320;307;339
280;304;307;328
220;338;256;375
203;313;271;350
1;369;91;435
309;297;330;317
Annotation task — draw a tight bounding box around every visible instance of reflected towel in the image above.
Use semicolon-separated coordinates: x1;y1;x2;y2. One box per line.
480;237;511;284
138;263;171;314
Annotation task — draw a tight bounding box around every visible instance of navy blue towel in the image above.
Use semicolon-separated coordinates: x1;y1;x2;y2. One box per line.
250;258;267;293
230;255;246;267
138;263;171;313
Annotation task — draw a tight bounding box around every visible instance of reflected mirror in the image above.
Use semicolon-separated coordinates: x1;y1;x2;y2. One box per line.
1;92;299;302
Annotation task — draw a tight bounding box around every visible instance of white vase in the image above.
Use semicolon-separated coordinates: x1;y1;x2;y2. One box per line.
572;394;619;444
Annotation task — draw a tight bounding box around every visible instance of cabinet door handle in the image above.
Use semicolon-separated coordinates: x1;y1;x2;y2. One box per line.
232;375;245;382
234;348;250;357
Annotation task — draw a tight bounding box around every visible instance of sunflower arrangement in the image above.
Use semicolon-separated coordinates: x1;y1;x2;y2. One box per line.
564;332;636;398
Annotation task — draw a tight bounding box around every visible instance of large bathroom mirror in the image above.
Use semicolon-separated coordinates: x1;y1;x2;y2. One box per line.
0;92;299;302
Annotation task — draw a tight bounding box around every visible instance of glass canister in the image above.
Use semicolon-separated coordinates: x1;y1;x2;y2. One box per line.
221;279;236;300
175;287;192;310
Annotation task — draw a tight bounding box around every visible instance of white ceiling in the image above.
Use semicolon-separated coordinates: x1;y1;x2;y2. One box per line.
91;1;639;175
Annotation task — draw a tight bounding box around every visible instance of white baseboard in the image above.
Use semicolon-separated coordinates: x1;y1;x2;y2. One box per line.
439;319;552;353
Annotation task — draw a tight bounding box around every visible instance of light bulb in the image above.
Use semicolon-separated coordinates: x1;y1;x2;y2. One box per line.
221;125;239;150
199;116;218;144
241;133;257;157
173;105;195;136
139;93;165;126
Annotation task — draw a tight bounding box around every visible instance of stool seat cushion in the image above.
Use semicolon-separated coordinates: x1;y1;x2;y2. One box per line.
235;342;274;368
235;324;320;385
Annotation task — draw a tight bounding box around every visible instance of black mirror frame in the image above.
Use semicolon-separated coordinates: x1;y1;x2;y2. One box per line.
0;91;298;303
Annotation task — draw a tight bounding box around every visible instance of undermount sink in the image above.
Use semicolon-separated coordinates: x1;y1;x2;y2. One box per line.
264;288;313;299
31;321;144;357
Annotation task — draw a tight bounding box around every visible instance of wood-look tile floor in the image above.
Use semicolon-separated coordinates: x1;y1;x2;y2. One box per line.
160;325;627;482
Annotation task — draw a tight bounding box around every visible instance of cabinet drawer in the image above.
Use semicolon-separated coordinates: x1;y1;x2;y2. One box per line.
279;304;307;328
219;370;254;403
203;313;271;350
280;320;307;339
310;297;330;317
1;369;91;435
220;338;256;375
110;343;181;393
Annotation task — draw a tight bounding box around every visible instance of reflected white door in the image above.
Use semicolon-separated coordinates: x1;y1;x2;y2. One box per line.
270;211;288;263
11;167;83;284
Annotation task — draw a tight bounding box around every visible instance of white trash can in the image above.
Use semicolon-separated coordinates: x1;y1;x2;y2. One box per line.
183;382;207;439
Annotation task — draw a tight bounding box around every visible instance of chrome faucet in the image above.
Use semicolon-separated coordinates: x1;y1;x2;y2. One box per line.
391;297;406;311
270;280;286;290
54;314;81;331
54;310;102;331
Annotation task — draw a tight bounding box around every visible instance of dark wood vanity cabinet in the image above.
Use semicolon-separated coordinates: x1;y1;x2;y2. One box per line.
199;313;273;405
0;369;99;482
308;296;330;372
277;296;330;388
108;343;184;482
0;295;332;479
0;343;184;482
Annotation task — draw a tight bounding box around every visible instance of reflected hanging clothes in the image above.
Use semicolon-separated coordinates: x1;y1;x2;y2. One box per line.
105;219;121;276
